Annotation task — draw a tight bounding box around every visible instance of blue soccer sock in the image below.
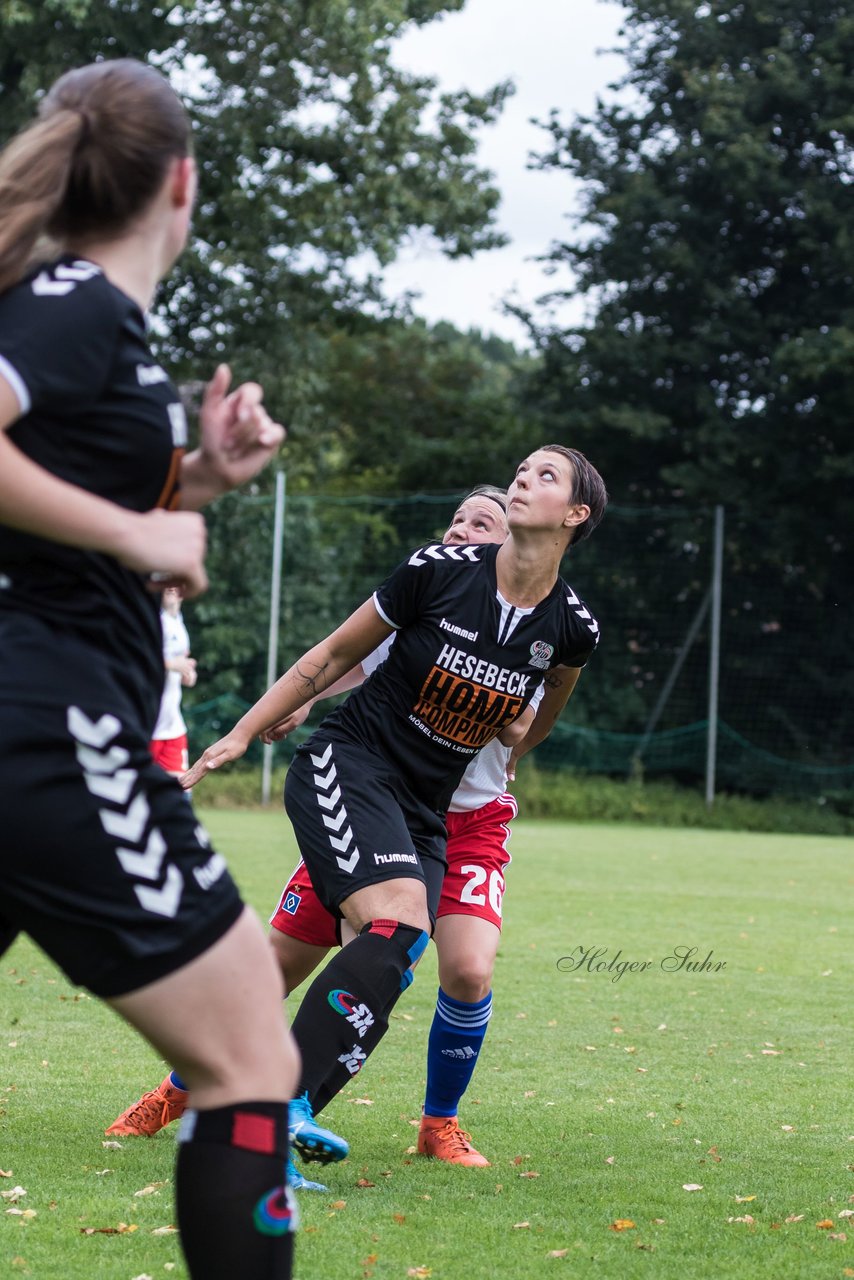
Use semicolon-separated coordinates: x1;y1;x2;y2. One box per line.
423;988;492;1118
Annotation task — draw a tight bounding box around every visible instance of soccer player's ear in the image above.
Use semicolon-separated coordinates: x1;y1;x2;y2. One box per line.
563;503;590;530
170;156;196;210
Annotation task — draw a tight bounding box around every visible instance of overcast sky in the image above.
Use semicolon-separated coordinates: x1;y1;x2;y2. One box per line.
377;0;629;345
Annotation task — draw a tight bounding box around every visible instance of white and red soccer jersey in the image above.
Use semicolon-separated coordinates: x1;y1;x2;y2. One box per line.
152;609;191;741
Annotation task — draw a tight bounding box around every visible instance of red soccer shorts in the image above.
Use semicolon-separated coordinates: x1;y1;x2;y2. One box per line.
269;792;517;943
150;734;189;776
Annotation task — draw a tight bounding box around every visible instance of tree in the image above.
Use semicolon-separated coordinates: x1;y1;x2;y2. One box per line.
0;0;511;381
524;0;854;768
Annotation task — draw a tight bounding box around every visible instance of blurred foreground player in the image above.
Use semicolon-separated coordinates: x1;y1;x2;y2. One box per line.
0;58;297;1280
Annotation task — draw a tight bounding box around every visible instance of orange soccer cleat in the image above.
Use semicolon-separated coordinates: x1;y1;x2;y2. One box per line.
105;1075;188;1137
417;1114;491;1167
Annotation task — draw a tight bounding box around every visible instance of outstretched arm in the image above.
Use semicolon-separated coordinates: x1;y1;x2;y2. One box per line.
182;601;393;786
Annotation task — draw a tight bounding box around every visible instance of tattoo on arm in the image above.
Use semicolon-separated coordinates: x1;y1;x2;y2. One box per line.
295;660;330;698
543;672;563;689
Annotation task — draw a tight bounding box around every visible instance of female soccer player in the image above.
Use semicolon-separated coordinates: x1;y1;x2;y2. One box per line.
109;487;553;1177
0;60;298;1279
183;444;606;1166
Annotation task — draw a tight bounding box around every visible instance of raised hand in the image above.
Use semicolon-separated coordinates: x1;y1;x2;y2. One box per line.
197;364;286;491
180;728;251;790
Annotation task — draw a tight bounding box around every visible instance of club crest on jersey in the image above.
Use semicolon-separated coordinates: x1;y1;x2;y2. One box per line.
529;640;554;669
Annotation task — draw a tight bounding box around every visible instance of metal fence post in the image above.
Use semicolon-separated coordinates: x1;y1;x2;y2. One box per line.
262;471;286;806
705;504;724;807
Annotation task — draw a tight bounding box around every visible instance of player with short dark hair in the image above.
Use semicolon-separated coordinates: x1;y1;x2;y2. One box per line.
0;58;297;1280
184;445;606;1164
108;485;550;1176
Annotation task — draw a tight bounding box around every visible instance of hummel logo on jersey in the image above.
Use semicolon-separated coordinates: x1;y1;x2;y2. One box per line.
440;617;479;642
441;1045;477;1060
338;1043;368;1076
408;544;482;567
137;363;169;387
373;851;418;867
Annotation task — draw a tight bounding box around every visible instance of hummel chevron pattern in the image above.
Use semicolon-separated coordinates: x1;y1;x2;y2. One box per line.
31;261;100;296
566;587;599;638
116;828;167;881
408;544;481;566
311;743;360;874
68;705;185;920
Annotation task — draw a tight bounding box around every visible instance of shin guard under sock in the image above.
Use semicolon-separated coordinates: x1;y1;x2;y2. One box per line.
424;987;493;1117
176;1101;296;1280
292;919;428;1111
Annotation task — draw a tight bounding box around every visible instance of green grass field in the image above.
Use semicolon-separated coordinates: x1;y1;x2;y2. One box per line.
1;813;852;1279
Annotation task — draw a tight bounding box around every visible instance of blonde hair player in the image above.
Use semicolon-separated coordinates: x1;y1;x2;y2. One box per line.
0;59;297;1280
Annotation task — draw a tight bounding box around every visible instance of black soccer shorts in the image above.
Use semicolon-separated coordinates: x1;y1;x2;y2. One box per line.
0;621;243;998
284;735;447;925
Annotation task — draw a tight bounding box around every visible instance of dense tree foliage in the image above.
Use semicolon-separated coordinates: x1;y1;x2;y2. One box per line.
523;0;853;766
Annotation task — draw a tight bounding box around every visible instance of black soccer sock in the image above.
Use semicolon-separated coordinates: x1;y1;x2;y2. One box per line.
175;1101;296;1280
292;919;428;1111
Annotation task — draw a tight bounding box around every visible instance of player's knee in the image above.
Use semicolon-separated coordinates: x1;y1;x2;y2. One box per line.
439;960;493;1004
360;919;429;991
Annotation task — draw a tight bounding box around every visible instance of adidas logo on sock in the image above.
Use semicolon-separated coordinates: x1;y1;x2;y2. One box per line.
441;1046;476;1060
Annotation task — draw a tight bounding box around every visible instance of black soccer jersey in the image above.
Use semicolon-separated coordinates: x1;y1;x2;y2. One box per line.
316;541;599;810
0;256;189;728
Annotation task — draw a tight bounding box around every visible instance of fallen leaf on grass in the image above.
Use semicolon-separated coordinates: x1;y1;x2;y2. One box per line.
604;1157;615;1166
734;1196;756;1203
404;1145;417;1155
133;1183;165;1197
682;1184;703;1192
0;1170;11;1178
330;1201;347;1210
512;1155;531;1165
6;1208;36;1219
781;1125;795;1131
547;1249;568;1257
151;1226;178;1235
839;1210;854;1219
513;1222;530;1230
80;1223;138;1234
393;1213;406;1225
609;1220;636;1231
356;1179;376;1189
829;1233;848;1242
816;1219;835;1229
652;1218;666;1225
101;1141;122;1150
406;1268;431;1278
94;1170;112;1177
1;1187;26;1202
727;1215;755;1224
784;1215;804;1223
519;1171;540;1179
353;1098;374;1106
